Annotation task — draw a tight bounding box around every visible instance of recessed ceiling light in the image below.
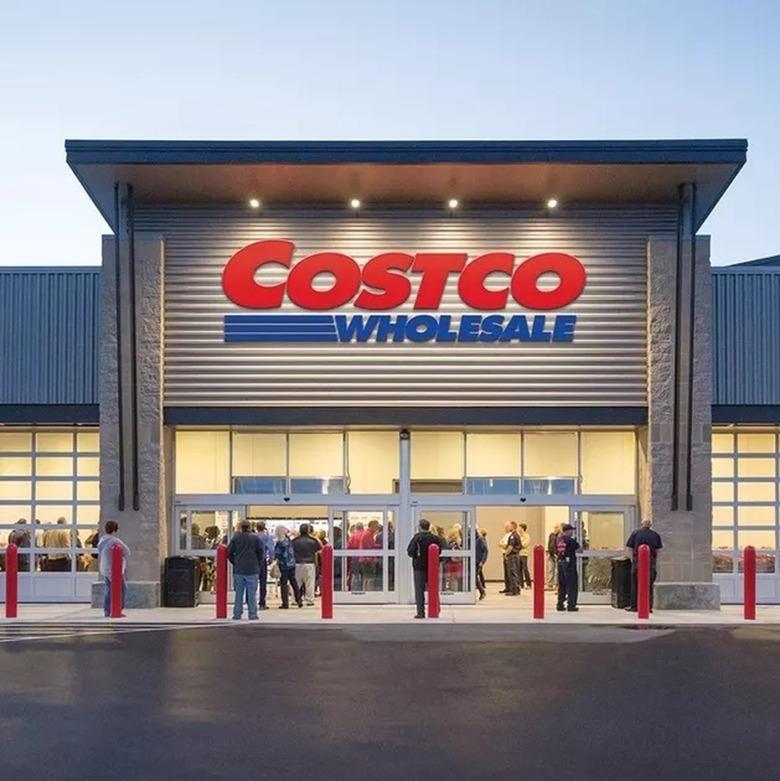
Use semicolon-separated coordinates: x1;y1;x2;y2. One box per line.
447;198;459;209
248;198;261;209
350;198;361;209
546;198;559;209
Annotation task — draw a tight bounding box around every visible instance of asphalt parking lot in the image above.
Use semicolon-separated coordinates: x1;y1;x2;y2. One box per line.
0;623;776;780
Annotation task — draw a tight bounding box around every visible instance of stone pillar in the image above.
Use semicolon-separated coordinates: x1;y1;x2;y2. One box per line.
639;230;718;609
94;193;166;608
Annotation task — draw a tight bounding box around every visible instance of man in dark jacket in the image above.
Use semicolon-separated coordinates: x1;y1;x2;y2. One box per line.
475;528;488;600
556;524;581;612
406;519;444;619
625;519;663;612
227;519;264;620
501;521;523;596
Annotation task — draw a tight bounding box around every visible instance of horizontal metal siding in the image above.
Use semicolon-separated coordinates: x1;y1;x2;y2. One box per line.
713;270;780;404
0;270;100;404
137;206;675;407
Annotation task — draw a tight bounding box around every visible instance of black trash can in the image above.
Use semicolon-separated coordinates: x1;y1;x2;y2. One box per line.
164;556;200;607
611;557;632;609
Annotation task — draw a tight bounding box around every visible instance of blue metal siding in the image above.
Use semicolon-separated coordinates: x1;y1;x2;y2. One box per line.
713;269;780;405
0;269;99;404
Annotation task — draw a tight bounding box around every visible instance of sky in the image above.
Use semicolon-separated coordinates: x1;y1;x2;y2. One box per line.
1;0;778;267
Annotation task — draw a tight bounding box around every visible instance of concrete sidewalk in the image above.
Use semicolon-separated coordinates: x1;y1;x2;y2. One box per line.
1;596;774;626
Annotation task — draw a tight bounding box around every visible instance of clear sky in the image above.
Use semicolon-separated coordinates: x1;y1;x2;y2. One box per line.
1;0;777;266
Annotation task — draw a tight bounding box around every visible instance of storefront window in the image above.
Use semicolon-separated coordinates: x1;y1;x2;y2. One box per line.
411;432;464;481
347;432;398;494
465;433;521;477
175;431;230;494
232;433;286;493
523;432;577;477
289;433;344;493
580;432;635;494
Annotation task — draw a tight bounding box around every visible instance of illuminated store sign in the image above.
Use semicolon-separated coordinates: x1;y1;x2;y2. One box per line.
222;239;585;343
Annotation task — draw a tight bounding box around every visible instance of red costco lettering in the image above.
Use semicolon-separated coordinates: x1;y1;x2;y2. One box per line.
222;240;586;311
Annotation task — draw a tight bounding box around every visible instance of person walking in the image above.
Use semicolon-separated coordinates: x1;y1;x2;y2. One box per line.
227;519;264;620
256;521;275;611
292;523;322;606
475;527;488;600
406;519;443;619
501;521;523;596
546;524;561;590
625;518;663;612
518;523;533;589
98;520;129;618
274;525;303;609
556;523;581;612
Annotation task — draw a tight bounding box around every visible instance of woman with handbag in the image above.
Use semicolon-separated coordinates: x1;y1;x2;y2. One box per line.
274;525;303;609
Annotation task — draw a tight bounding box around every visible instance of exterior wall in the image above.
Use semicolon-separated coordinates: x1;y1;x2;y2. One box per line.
134;205;677;408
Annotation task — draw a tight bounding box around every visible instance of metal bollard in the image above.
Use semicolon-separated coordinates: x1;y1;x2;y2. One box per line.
637;544;651;619
321;544;334;619
215;543;228;619
5;543;18;619
744;545;756;620
533;544;545;619
110;544;124;618
427;543;440;619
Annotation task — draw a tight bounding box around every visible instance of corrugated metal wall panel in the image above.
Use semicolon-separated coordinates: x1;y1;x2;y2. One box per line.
712;270;780;404
0;269;100;404
136;205;677;407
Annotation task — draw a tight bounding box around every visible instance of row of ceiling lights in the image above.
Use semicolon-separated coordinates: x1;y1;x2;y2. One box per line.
247;197;559;210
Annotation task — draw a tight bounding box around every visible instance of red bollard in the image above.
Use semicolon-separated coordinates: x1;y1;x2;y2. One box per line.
744;545;756;620
5;543;18;619
533;544;545;619
427;543;440;619
215;543;228;619
321;544;334;619
110;543;124;618
637;544;651;619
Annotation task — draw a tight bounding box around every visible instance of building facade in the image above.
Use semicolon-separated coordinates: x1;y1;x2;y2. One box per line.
2;138;778;608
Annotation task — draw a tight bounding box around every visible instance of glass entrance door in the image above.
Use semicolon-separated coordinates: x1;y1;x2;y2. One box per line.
569;507;632;604
412;508;476;604
329;507;397;603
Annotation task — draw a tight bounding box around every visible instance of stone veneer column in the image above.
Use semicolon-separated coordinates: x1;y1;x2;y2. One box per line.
639;233;718;609
94;218;168;608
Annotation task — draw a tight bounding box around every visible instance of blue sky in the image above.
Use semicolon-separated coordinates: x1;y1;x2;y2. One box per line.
1;0;777;266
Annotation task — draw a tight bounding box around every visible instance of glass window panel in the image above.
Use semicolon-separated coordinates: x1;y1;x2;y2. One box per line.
232;433;287;476
737;482;777;503
35;481;73;501
76;505;100;525
524;432;577;476
34;505;72;523
36;432;74;452
522;478;577;495
38;553;74;572
738;458;776;478
289;478;344;494
233;477;286;494
289;433;343;477
580;431;636;494
712;458;734;478
0;457;32;476
736;506;777;526
0;433;32;452
711;432;734;454
712;506;734;526
737;433;776;453
712;530;735;549
712;482;734;502
76;457;99;477
76;432;100;452
36;457;73;477
737;530;776;550
582;512;625;550
76;481;100;501
739;552;776;574
466;478;520;495
465;433;521;477
175;431;230;494
0;481;32;500
712;553;734;573
411;432;464;480
348;431;399;493
0;505;31;524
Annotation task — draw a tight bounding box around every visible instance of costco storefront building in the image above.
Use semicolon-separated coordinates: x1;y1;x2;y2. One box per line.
1;138;778;609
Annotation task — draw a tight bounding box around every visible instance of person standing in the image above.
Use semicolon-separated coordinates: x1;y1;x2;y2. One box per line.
475;527;488;600
42;516;72;572
501;521;523;596
8;519;31;573
227;519;264;621
274;525;303;609
406;519;443;619
546;524;561;590
292;523;322;606
556;523;581;612
518;523;533;589
256;521;275;611
98;520;129;617
625;519;663;612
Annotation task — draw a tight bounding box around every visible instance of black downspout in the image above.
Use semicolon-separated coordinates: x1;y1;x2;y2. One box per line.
127;185;140;511
671;188;684;511
113;183;125;512
685;184;697;511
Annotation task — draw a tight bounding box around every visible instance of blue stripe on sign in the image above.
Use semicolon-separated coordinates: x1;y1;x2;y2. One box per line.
225;324;337;334
225;314;335;325
225;333;339;342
